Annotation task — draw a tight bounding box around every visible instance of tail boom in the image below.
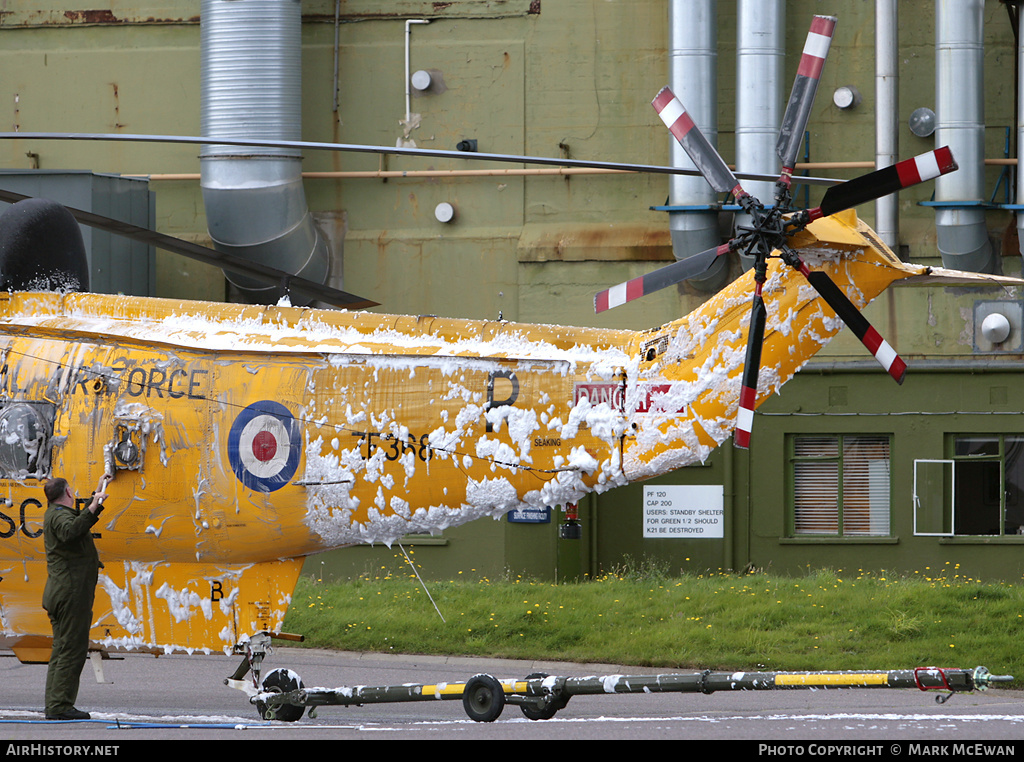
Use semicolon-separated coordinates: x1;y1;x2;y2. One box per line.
621;211;934;478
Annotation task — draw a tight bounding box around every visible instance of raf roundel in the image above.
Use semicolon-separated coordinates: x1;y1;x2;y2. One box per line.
228;401;301;493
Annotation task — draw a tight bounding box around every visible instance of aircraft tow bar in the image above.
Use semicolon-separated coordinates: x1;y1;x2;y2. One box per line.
225;642;1012;722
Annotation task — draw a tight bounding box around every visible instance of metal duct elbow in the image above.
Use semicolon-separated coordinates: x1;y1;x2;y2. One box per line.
934;0;996;274
200;0;331;304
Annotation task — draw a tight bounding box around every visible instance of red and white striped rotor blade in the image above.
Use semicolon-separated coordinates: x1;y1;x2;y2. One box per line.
802;147;958;223
594;243;732;313
734;286;767;449
799;263;907;384
652;87;747;198
776;15;837;188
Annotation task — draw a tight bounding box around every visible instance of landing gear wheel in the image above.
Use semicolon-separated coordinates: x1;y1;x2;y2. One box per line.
256;668;305;722
519;672;570;721
462;674;505;722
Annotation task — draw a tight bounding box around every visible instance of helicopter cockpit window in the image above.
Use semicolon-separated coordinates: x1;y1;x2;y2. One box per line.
0;402;55;479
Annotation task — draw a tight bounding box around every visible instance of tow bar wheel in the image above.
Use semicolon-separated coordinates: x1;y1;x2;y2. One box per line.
519;672;570;720
462;674;505;722
257;668;306;722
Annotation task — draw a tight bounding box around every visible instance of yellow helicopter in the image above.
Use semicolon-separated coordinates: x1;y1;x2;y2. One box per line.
0;149;1000;662
0;12;1016;717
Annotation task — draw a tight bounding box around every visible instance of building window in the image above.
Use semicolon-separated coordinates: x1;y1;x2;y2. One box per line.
913;435;1024;537
952;436;1024;535
790;434;892;536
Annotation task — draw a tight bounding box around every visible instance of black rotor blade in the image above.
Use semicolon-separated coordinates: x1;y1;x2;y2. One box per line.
776;15;837;198
802;147;958;222
0;131;842;187
792;255;906;383
735;285;767;449
0;188;379;310
594;241;736;313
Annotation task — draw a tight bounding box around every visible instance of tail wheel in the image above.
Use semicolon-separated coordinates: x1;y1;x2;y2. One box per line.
256;668;305;722
519;672;570;721
462;674;505;722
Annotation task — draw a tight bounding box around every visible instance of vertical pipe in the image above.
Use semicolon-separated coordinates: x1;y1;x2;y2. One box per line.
875;0;899;249
668;0;729;292
405;20;431;126
935;0;995;273
735;0;784;271
333;0;341;113
723;436;734;572
1017;6;1024;261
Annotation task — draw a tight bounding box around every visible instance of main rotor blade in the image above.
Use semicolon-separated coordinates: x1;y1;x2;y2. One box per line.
776;15;837;191
802;147;958;222
0;188;379;310
796;259;906;383
652;88;748;198
0;131;837;187
735;286;767;449
594;242;735;313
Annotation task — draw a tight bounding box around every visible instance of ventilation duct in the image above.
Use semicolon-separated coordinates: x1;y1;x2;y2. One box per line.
200;0;331;304
875;0;898;249
934;0;996;273
667;0;728;292
735;0;784;271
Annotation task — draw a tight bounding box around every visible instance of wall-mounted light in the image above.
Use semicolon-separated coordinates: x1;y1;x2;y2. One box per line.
832;85;861;110
411;69;433;92
909;107;936;137
435;202;455;223
410;68;446;97
981;312;1011;344
974;301;1022;352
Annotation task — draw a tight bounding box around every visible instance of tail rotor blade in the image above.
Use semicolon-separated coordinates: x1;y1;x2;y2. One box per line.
652;87;748;199
798;261;906;383
801;147;958;223
776;15;837;192
594;242;734;313
735;287;767;449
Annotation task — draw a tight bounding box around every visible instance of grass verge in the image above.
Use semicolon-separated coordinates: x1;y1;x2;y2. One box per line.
283;561;1023;686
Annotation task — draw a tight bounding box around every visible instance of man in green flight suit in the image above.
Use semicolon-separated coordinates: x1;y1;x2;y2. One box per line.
42;474;109;721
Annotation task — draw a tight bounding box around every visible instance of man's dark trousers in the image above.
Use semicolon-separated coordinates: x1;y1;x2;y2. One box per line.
42;501;100;717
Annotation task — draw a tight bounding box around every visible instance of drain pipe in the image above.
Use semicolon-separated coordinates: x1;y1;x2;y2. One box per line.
667;0;729;292
934;0;996;273
735;0;784;271
1017;5;1024;262
200;0;331;304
